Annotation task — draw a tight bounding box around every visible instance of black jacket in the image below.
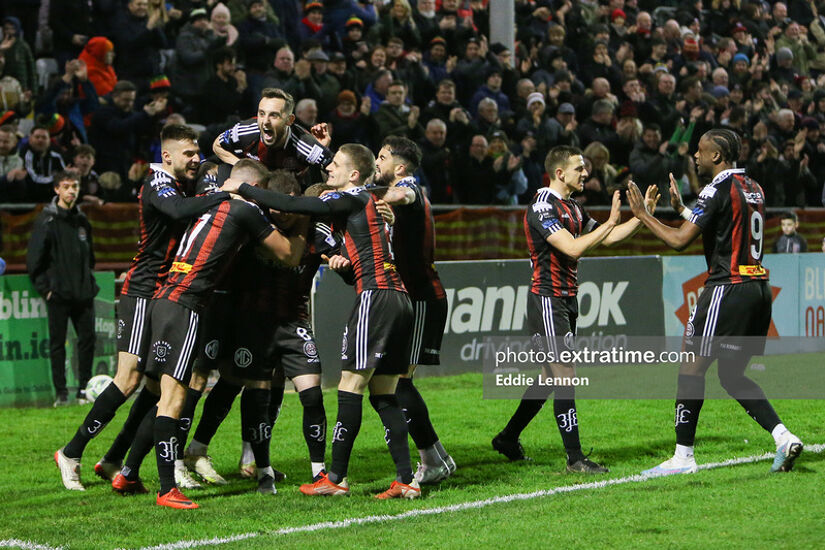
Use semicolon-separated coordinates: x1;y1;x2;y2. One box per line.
26;199;99;301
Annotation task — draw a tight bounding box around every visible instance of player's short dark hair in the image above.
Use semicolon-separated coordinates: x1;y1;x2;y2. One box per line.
544;145;583;179
112;80;137;94
161;123;199;144
340;143;375;184
780;211;799;223
264;169;301;195
702;128;741;164
382;136;422;174
232;158;269;185
261;87;295;115
73;144;95;157
196;161;217;183
305;183;332;197
53;169;80;186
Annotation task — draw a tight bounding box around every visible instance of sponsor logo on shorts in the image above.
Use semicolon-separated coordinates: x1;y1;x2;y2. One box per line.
204;339;219;360
117;319;125;340
374;352;385;359
564;331;575;350
685;321;694;338
153;340;172;363
303;341;318;359
234;347;252;368
341;329;348;355
170;261;192;274
423;348;440;355
739;265;766;276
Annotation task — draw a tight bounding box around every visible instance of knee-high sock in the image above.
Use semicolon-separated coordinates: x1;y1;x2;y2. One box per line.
328;391;362;484
191;377;242;446
121;405;157;481
241;388;272;469
103;386;159;464
370;393;414;484
176;388;202;458
154;415;179;495
63;383;128;459
553;385;583;463
718;358;781;432
675;374;705;447
395;377;438;450
501;378;554;439
299;386;326;463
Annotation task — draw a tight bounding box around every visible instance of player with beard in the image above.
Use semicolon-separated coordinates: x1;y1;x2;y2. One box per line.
491;145;659;473
373;136;455;484
212;88;333;187
627;129;803;476
54;125;230;492
223;141;419;499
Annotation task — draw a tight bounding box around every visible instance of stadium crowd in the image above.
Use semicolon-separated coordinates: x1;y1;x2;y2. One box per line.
3;0;825;207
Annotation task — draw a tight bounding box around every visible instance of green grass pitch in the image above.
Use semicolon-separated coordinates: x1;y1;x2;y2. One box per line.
1;372;822;550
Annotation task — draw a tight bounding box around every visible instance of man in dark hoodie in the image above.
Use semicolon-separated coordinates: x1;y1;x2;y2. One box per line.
110;0;167;92
27;170;98;406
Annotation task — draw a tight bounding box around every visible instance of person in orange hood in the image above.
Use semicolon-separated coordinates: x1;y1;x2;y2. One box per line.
79;37;118;97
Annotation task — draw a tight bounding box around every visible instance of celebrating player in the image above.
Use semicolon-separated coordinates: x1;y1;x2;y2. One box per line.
54;125;229;491
375;136;455;484
491;145;658;473
626;129;803;476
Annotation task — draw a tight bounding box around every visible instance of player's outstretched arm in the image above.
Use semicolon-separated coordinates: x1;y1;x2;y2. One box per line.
232;183;343;215
212;134;240;165
546;190;620;260
602;183;660;245
627;180;701;250
381;185;416;206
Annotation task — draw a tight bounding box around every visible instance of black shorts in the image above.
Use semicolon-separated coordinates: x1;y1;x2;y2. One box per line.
140;299;201;385
342;289;413;375
408;298;448;366
231;318;322;381
685;280;771;358
116;294;151;355
526;292;578;361
194;291;234;371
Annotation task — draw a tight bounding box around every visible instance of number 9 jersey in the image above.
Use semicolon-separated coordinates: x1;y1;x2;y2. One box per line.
689;168;769;286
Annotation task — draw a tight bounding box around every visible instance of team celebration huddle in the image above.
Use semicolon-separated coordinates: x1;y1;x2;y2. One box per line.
53;88;803;510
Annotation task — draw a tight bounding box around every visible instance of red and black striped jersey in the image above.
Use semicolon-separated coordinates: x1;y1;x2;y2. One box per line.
236;183;407;295
235;221;341;322
524;187;598;297
154;199;274;313
689;168;769;286
217;119;333;175
390;177;446;301
121;165;229;299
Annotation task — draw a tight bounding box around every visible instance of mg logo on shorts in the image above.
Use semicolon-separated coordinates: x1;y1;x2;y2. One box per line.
685;322;695;338
204;339;219;360
153;340;171;363
234;348;253;368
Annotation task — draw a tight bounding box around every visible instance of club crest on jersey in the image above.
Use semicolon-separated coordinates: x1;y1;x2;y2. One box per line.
234;347;252;368
153;340;172;362
204;339;219;360
303;341;318;360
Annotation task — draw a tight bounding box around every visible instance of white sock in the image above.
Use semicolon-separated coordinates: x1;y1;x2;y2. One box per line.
174;458;185;469
187;440;207;456
771;423;789;446
241;441;254;464
311;462;326;477
675;444;694;460
257;465;274;480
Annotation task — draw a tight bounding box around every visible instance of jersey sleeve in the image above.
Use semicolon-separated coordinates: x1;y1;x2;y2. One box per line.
579;204;600;234
290;124;334;167
218;119;258;157
312;222;342;257
238;183;362;216
689;183;726;230
146;174;230;221
528;199;564;240
396;178;424;212
234;201;276;242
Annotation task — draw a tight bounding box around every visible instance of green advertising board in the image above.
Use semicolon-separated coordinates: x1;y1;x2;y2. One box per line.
0;272;116;407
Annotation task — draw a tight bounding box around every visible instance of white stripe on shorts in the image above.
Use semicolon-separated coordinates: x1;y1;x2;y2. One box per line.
173;310;199;381
409;301;427;365
701;286;724;356
356;291;372;370
541;296;558;359
128;297;147;355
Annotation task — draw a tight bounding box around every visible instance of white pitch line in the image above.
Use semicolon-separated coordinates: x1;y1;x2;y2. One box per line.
0;540;64;550
139;443;825;550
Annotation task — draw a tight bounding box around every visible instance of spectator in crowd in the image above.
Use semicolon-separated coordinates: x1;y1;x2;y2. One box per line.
35;59;99;145
582;141;617;206
171;8;228;112
470;65;511;118
198;47;249;125
371;0;421;50
418;117;452;203
515;92;554;157
546;102;580;149
88;80;165;180
211;3;238;47
488;130;527;204
262;46;322;102
237;0;284;99
773;211;808;253
629;123;688;201
21;124;67;203
110;0;168;92
306;49;340;115
1;17;36;95
49;0;93;68
472;97;503;138
413;0;439;47
327;50;358;92
298;2;338;51
374;79;423;141
421;78;471;150
455;133;495;203
578;99;618;149
0;123;26;201
294;97;318;127
26;169;98;406
67;144;101;204
78;37;117;97
0;50;29;113
453;37;490;106
324;0;377;40
327;89;371;149
363;68;392;113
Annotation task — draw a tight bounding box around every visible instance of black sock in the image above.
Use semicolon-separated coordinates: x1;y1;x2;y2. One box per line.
299;386;327;463
370;394;414;484
501;379;554;439
104;386;159;464
395;378;438;449
269;384;285;426
121;405;157;481
675;374;705;447
241;388;272;469
718;359;781;432
154;415;179;495
63;384;127;459
177;388;202;457
328;391;362;483
192;377;242;446
554;386;583;464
